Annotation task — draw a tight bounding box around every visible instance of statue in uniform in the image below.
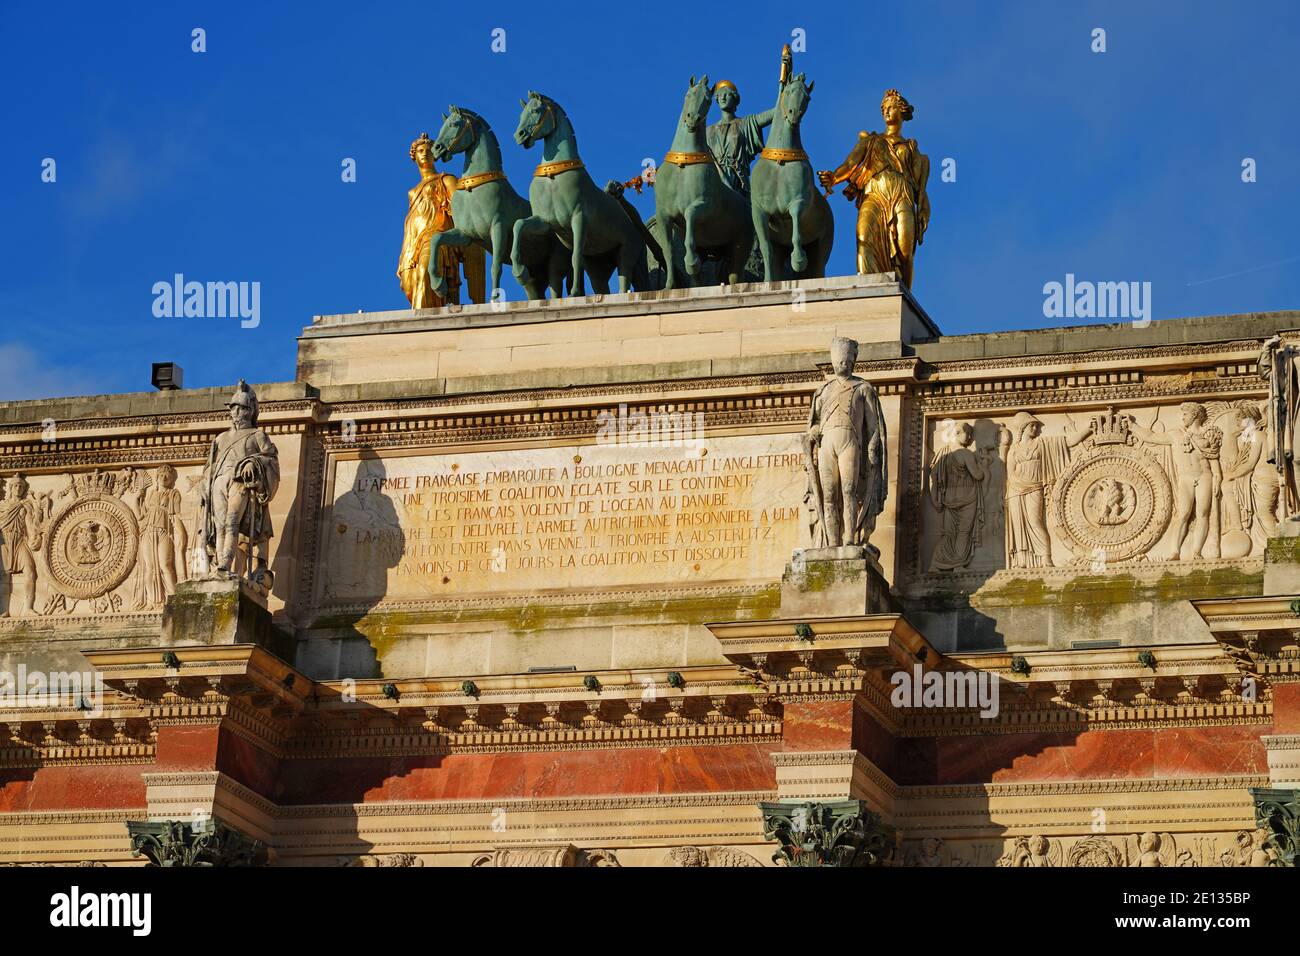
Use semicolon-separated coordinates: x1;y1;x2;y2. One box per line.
804;337;888;553
818;89;930;288
398;132;485;308
1259;334;1300;523
196;381;280;585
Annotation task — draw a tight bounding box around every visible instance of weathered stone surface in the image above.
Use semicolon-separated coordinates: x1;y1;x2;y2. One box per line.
160;576;294;660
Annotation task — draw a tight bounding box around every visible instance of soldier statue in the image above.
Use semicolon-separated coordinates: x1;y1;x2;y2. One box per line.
804;337;888;553
196;381;280;585
1260;334;1300;523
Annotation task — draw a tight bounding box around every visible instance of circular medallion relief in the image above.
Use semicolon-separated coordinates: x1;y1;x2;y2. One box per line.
44;493;139;600
1050;447;1172;563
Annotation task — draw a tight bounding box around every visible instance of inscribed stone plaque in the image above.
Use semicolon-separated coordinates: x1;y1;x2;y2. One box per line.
321;434;806;602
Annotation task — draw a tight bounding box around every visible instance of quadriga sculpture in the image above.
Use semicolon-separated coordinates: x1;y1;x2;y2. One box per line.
654;76;755;288
749;71;834;281
512;92;661;296
430;105;569;301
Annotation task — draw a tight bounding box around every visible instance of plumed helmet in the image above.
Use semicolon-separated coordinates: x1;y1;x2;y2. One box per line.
226;379;259;425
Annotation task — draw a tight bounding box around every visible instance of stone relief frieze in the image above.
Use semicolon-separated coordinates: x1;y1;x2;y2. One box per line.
665;846;764;867
920;400;1275;577
0;466;201;620
982;830;1279;867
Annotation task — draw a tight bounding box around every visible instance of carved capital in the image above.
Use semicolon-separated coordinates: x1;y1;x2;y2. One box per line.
126;819;266;867
759;799;894;867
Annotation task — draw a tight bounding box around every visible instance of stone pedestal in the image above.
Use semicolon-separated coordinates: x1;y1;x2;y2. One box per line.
779;548;897;618
160;575;295;661
1263;534;1300;595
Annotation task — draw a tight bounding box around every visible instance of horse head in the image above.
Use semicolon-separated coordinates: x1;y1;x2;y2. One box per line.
779;72;815;128
515;92;558;149
434;105;479;162
681;74;714;133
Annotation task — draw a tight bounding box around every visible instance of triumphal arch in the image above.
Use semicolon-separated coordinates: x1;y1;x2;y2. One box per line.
2;58;1298;867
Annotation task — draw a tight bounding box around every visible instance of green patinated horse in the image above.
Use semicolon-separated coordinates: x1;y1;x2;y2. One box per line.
654;75;754;289
430;106;568;300
513;92;659;296
750;73;834;281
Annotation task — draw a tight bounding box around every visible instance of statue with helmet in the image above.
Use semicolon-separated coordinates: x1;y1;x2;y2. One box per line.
195;381;281;585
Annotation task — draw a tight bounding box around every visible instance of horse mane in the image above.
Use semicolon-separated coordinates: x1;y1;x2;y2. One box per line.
451;105;488;127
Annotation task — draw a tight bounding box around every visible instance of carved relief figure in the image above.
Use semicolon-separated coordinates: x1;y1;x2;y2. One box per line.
1217;404;1280;549
1004;413;1092;568
997;834;1060;867
1221;828;1278;867
983;426;1010;548
131;465;188;608
804;337;888;552
927;422;986;571
0;474;45;616
196;381;280;584
818;89;930;288
666;846;762;867
1128;403;1222;560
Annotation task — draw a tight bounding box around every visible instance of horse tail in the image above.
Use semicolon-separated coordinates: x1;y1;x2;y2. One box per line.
605;180;666;274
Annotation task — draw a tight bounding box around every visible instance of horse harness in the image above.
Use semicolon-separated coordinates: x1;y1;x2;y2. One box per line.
760;146;810;165
534;158;586;178
457;170;508;191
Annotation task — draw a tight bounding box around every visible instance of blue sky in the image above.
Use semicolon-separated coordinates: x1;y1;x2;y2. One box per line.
1;1;1297;399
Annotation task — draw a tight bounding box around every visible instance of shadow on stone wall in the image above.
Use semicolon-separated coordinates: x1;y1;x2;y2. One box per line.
296;451;404;680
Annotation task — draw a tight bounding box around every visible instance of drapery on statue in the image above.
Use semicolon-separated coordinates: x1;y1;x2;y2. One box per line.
803;337;888;553
196;381;280;586
1259;334;1300;523
928;422;987;571
399;132;485;309
817;89;930;288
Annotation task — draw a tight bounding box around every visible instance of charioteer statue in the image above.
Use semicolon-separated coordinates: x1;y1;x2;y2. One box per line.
195;380;281;586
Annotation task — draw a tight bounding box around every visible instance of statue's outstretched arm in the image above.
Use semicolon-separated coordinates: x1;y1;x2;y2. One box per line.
819;133;869;189
752;108;776;131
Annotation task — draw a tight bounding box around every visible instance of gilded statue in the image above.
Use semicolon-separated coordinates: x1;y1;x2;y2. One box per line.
195;381;280;585
804;337;887;552
818;89;930;288
399;132;484;309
